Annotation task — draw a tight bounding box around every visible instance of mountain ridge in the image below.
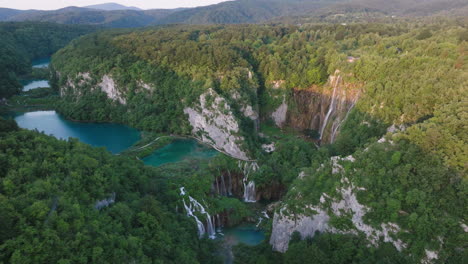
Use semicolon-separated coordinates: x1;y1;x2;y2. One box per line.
0;0;466;27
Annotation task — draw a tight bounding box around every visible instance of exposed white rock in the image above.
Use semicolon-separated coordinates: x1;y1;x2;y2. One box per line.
262;143;275;153
270;156;406;253
184;89;248;160
62;72;92;97
241;104;259;121
461;222;468;232
98;75;126;105
272;97;288;127
271;80;285;89
422;249;439;264
138;81;152;91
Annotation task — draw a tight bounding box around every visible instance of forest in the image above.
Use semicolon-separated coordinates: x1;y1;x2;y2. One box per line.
0;9;466;264
0;22;95;98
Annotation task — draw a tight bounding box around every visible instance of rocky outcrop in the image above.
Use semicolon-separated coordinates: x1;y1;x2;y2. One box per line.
271;96;288;127
61;73;126;105
184;89;249;160
98;75;126;105
270;156;405;253
271;70;361;144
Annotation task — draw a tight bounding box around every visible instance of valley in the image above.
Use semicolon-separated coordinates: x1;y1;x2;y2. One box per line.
0;1;466;264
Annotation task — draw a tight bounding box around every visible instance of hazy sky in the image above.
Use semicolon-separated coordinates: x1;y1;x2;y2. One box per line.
0;0;230;10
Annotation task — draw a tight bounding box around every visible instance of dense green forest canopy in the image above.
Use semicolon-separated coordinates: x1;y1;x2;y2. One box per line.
0;117;225;263
0;8;466;264
52;20;467;172
0;22;96;98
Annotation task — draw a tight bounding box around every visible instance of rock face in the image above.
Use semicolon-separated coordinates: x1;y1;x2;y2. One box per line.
98;75;126;105
271;96;288;127
271;70;361;144
61;73;126;105
270;156;405;253
184;89;249;160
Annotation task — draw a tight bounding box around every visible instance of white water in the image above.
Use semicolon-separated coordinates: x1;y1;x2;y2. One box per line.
256;210;270;228
330;97;357;143
319;83;338;140
180;187;216;239
238;161;259;203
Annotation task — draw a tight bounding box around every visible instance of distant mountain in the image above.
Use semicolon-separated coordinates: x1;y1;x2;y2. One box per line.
158;0;343;24
0;8;24;20
1;7;176;28
84;2;141;11
0;0;466;27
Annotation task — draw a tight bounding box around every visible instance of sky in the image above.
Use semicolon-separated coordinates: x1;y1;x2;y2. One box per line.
0;0;230;10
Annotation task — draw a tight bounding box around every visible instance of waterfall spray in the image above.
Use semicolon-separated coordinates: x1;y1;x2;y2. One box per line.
239;161;259;202
180;187;216;239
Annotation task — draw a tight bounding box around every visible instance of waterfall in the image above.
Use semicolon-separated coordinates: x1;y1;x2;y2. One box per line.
320;81;339;140
238;161;259;203
220;173;227;196
227;170;233;196
256;210;270;228
179;187;216;239
330;95;358;143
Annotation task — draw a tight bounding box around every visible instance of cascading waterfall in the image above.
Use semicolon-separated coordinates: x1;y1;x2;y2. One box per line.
238;161;259;202
179;187;216;239
330;96;359;143
256;210;270;228
227;170;233;196
319;81;339;140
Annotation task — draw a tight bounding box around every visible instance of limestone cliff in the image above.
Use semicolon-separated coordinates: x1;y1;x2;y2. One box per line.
270;70;361;144
184;89;249;160
60;72;127;105
270;154;405;253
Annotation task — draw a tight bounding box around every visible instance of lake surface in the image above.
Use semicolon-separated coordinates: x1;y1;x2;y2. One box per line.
143;139;218;166
13;111;140;153
32;57;51;68
220;225;265;264
222;225;265;246
23;80;50;91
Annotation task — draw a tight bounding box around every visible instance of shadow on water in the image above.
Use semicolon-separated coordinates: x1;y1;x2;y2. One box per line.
219;224;265;264
10;110;140;154
142;139;218;167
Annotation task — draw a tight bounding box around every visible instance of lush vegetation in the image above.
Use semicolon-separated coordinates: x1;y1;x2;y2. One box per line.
0;117;230;263
234;232;411;264
0;22;95;98
1;9;466;264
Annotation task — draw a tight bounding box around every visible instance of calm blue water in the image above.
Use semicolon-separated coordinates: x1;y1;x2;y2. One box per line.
222;225;265;246
143;139;218;166
23;80;50;91
32;57;51;68
13;111;140;153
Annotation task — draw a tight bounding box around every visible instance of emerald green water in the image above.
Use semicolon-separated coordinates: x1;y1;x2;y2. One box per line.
143;139;218;166
32;57;51;68
222;225;265;246
12;111;140;154
22;80;50;91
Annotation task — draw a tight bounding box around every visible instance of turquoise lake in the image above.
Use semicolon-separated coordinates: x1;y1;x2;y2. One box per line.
143;139;218;166
222;225;265;246
12;111;140;153
22;80;50;91
32;57;51;68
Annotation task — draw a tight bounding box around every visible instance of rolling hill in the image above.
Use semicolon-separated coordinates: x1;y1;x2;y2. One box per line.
0;0;466;27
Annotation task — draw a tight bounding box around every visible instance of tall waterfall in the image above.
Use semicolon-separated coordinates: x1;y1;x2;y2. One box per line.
320;82;338;140
238;161;259;202
329;95;358;143
179;187;216;239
